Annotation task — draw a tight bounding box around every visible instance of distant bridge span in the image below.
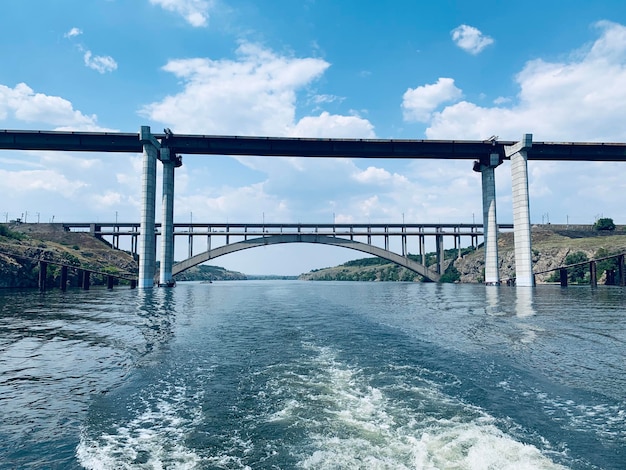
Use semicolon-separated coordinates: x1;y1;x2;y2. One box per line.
172;234;442;282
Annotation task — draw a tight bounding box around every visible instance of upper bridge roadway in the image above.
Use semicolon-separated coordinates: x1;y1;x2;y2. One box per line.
3;129;626;162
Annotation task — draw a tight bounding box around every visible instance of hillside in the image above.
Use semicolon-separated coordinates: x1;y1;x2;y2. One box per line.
0;223;245;288
299;225;626;284
0;223;138;288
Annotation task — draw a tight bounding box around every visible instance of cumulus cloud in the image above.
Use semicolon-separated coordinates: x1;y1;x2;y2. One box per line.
352;166;411;187
0;169;87;197
83;51;118;74
150;0;212;27
0;82;99;128
402;77;462;122
425;21;626;141
142;42;376;138
451;24;494;55
290;112;375;138
64;27;82;38
64;26;117;74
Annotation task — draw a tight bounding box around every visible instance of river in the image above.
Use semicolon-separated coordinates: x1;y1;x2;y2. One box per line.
0;281;624;469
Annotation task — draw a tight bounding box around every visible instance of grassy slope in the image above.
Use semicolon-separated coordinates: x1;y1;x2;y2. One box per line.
300;226;626;283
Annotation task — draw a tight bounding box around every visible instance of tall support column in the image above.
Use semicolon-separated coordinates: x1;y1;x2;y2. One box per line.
506;134;534;287
483;161;500;285
138;126;159;289
436;234;445;274
159;149;176;287
474;153;501;285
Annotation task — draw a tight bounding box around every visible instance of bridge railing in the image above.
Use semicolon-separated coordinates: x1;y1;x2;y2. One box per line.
63;222;513;237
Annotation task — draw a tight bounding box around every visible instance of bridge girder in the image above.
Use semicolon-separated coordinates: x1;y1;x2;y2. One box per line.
172;234;442;282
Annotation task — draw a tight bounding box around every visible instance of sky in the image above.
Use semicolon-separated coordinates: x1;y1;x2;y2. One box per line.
1;0;626;275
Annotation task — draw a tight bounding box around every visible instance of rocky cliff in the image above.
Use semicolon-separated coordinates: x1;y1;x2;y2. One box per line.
0;223;137;288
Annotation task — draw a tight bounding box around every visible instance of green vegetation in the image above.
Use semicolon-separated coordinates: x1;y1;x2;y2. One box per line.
0;225;25;240
343;258;388;267
173;264;246;281
546;250;612;284
564;251;589;283
440;264;461;283
546;247;624;284
593;217;616;231
60;251;80;266
595;247;620;275
301;244;480;282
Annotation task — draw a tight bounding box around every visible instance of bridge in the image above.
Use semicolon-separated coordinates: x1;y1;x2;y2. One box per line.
3;128;626;288
65;221;515;283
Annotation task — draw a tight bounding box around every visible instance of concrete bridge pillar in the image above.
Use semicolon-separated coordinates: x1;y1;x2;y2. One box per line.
506;134;534;287
474;152;501;285
159;148;176;287
138;126;159;289
435;234;444;274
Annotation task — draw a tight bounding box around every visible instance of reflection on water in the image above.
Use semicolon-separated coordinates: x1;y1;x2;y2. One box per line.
515;287;536;317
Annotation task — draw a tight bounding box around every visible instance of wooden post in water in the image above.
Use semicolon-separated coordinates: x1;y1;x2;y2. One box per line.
560;268;568;287
82;271;90;290
107;275;114;289
60;265;68;292
38;261;47;291
589;261;597;287
619;254;625;287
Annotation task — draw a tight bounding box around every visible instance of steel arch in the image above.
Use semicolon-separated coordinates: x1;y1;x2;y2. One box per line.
172;234;441;282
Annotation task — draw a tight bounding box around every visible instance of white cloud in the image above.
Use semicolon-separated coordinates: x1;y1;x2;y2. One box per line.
451;24;494;55
83;51;118;74
290;112;375;138
425;21;626;141
150;0;212;27
64;27;82;38
352;166;410;187
0;169;87;197
0;82;99;128
402;78;462;122
142;42;369;137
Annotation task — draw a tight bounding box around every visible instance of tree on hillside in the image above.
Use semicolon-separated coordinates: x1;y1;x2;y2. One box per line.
595;247;619;279
593;217;616;231
564;251;589;283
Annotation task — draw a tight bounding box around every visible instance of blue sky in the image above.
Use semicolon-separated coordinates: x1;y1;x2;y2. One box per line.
2;0;626;275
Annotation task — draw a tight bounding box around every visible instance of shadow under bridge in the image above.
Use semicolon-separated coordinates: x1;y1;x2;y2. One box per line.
172;234;442;282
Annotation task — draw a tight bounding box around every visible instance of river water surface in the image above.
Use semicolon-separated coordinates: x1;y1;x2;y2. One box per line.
0;281;624;469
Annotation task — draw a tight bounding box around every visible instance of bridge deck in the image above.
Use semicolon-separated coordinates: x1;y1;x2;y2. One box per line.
62;222;512;237
2;130;626;161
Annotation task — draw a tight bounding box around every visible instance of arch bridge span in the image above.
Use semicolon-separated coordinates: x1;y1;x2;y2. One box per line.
172;234;442;282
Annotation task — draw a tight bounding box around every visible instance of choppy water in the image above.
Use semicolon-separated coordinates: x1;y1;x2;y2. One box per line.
0;281;624;469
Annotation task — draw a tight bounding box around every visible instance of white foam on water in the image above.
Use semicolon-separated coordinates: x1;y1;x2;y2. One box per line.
268;343;569;469
76;381;205;470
